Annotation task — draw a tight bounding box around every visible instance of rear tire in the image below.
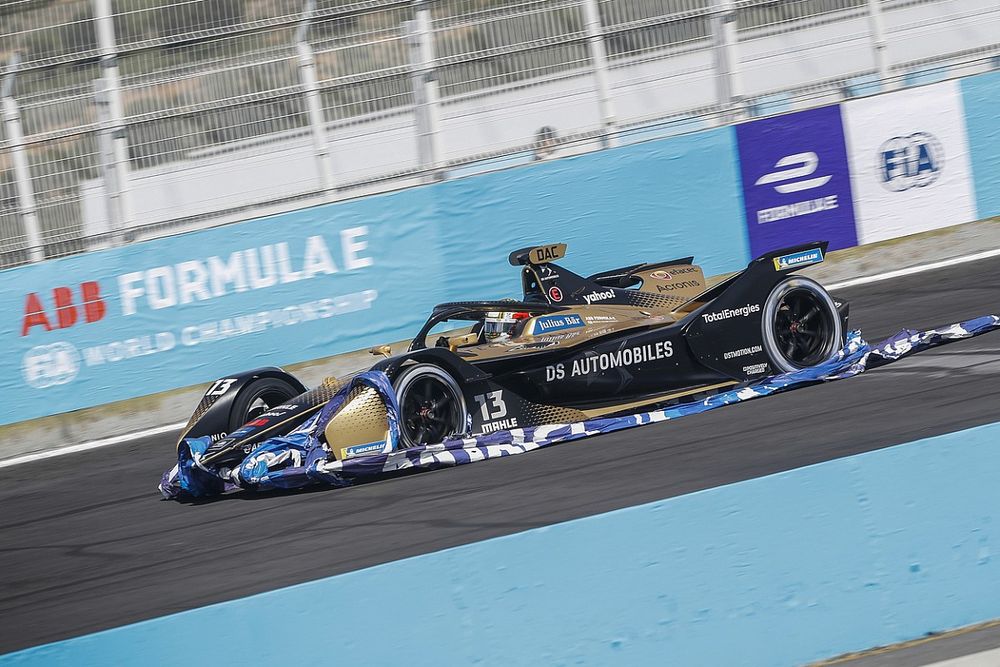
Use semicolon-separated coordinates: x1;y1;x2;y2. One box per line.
228;377;300;432
393;364;468;449
761;277;843;373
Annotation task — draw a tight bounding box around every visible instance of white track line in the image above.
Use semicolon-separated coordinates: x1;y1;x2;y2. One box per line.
0;421;186;470
2;247;999;470
826;248;1000;291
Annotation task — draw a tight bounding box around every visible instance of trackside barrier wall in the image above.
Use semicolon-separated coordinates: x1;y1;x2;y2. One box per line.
961;69;1000;219
1;129;745;424
2;69;999;425
7;422;1000;666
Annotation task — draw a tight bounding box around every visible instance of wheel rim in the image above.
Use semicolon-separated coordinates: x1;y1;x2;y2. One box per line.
244;388;293;421
773;287;836;367
399;375;463;447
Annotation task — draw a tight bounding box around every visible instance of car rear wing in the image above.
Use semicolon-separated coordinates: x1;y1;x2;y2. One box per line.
508;243;567;266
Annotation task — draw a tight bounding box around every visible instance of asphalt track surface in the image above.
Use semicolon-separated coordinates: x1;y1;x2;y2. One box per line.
1;257;999;654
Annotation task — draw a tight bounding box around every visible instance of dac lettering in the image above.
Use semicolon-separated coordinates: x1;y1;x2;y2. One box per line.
21;282;107;336
533;246;557;262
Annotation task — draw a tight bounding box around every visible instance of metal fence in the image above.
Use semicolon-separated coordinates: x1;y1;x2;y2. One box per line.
1;0;998;268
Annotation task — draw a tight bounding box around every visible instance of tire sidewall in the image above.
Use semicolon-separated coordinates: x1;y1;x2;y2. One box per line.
393;363;468;448
761;276;843;374
228;378;299;432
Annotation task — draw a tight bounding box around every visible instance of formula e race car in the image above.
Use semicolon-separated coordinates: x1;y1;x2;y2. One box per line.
176;241;848;469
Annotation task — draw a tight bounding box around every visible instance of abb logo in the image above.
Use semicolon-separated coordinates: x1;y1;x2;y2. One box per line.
21;282;107;336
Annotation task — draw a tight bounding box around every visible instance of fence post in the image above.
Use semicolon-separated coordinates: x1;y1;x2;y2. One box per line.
94;78;125;245
406;0;444;182
865;0;892;90
1;64;44;263
297;0;335;199
94;0;132;231
582;0;617;148
711;0;746;123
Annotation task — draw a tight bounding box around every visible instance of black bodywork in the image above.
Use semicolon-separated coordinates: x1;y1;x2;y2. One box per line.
183;242;849;466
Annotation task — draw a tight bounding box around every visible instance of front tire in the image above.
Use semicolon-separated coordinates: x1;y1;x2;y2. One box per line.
228;377;300;432
393;364;468;449
761;277;843;373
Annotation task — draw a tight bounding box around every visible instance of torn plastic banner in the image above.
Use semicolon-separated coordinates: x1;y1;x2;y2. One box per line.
159;315;1000;499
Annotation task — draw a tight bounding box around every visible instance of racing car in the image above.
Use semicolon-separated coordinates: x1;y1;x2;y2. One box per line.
177;241;848;469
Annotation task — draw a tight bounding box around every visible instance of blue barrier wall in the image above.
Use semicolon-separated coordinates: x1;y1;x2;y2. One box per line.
1;127;745;424
7;68;1000;424
962;69;1000;219
7;421;1000;666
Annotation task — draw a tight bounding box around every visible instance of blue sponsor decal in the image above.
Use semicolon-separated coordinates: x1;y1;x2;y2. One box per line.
773;248;824;271
532;314;584;334
737;104;858;256
344;441;385;458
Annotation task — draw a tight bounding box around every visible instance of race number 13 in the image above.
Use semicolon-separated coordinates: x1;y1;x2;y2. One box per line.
207;378;237;396
474;391;507;421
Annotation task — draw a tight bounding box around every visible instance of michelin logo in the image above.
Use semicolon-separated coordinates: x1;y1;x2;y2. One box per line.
772;248;824;271
701;303;760;323
344;441;386;459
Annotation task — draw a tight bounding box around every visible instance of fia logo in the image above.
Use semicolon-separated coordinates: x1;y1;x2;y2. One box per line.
22;342;81;389
754;152;831;193
878;132;942;192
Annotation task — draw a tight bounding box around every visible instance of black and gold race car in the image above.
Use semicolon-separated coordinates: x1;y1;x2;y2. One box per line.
178;242;848;468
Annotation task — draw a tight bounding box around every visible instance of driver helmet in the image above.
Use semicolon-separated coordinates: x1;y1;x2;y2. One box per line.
483;311;528;342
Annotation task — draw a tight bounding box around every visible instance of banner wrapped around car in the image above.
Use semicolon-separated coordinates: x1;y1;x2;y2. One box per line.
159;315;1000;499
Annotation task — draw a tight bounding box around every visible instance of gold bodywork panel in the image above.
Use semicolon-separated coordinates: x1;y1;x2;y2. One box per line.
631;264;707;302
324;385;392;460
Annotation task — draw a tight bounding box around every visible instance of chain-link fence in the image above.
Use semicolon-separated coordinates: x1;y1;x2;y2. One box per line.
1;0;998;268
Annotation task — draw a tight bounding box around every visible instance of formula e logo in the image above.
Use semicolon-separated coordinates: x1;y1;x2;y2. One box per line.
22;342;81;389
879;132;942;192
754;152;831;193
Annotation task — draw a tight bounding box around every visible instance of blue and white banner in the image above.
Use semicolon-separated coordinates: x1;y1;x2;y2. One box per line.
736;104;858;257
5;196;446;425
160;315;1000;499
1;129;746;425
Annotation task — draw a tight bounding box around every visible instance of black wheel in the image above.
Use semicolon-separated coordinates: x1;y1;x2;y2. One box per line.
761;277;843;373
393;364;468;448
228;377;300;431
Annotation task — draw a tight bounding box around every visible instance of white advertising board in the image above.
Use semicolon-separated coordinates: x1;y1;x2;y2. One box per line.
843;79;977;244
